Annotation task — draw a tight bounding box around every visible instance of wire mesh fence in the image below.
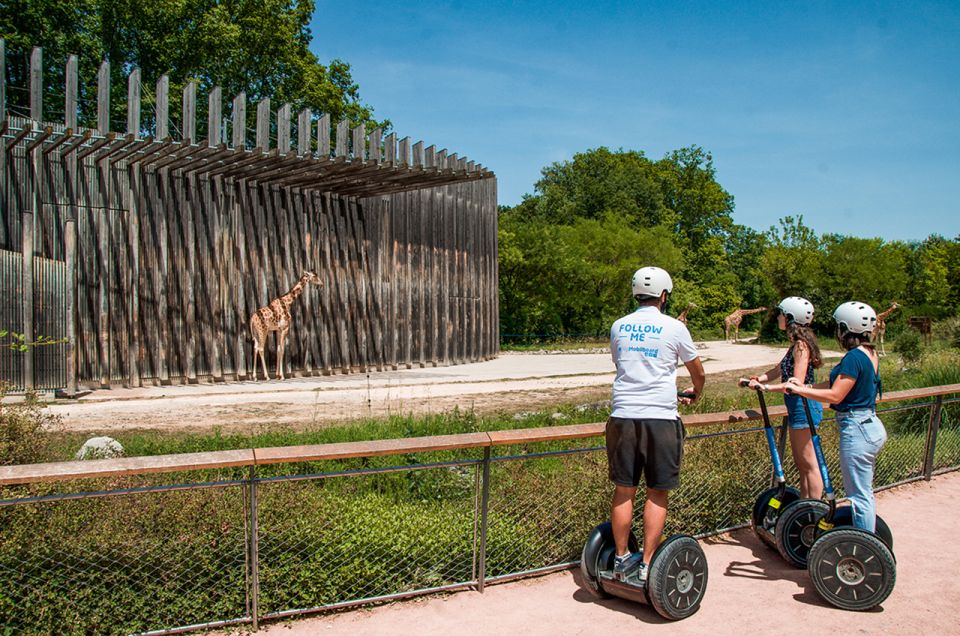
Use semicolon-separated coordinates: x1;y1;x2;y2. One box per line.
0;394;957;634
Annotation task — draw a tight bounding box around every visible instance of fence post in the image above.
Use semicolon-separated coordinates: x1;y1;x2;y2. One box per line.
478;447;491;593
21;213;34;391
65;220;77;395
248;466;260;630
923;396;944;480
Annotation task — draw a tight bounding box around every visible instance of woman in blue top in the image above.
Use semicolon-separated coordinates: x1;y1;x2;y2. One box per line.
741;297;824;499
770;301;887;532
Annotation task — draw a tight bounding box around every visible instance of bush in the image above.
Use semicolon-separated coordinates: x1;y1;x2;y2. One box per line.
0;388;62;466
893;329;923;365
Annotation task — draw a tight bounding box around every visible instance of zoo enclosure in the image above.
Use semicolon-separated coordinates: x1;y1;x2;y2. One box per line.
0;383;958;635
0;40;499;392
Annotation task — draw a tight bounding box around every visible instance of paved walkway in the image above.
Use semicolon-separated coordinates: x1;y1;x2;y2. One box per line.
241;472;960;636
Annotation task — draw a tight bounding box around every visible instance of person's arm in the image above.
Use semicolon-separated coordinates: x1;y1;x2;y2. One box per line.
775;375;855;404
791;341;810;384
681;357;706;405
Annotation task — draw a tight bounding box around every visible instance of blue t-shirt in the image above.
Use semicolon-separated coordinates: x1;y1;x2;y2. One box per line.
829;348;881;412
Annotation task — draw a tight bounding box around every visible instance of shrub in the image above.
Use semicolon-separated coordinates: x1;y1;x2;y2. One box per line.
893;329;923;365
0;388;62;466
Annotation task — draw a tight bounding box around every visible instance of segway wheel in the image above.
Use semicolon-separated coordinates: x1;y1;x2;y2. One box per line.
752;486;801;542
808;528;896;611
774;499;830;568
825;507;895;553
580;521;639;599
647;535;708;620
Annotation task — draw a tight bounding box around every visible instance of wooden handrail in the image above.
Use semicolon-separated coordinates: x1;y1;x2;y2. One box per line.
2;383;958;487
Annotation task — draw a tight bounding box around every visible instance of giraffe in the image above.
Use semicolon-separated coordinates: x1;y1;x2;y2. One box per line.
724;307;768;342
250;271;322;381
677;302;697;325
874;302;900;356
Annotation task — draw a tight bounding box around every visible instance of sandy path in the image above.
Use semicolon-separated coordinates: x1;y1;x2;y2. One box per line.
236;472;960;636
44;341;817;432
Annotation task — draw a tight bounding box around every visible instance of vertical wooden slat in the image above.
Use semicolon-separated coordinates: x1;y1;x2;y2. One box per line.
65;219;77;394
336;120;349;157
21;213;34;390
127;68;141;137
182;173;197;382
384;133;396;164
182;82;197;143
156;75;169;139
256;98;270;150
65;55;78;129
297;109;311;156
127;164;141;386
398;137;410;167
0;39;5;118
30;47;42;121
352;124;365;160
369;128;381;162
277;103;291;154
208;86;222;146
232;92;246;149
97;61;110;134
97;163;110;387
316;113;330;157
156;170;170;384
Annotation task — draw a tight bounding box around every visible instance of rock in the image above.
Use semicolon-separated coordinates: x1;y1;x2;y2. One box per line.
551;412;568;420
575;400;611;413
75;436;125;460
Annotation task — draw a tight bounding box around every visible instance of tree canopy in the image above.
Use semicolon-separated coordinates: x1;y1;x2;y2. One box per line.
1;0;385;136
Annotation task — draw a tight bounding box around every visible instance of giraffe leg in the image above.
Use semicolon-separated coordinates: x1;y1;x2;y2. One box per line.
254;328;270;381
277;328;289;380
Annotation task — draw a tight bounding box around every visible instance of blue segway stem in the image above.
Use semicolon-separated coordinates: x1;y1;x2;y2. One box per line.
800;394;837;523
756;388;786;483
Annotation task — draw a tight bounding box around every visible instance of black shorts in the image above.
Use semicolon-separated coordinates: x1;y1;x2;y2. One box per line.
606;417;686;490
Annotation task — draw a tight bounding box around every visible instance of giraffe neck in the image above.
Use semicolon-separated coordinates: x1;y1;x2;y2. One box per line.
743;308;764;316
280;277;309;306
878;305;898;320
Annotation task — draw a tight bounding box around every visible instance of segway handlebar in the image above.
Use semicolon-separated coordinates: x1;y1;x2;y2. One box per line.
677;390;697;400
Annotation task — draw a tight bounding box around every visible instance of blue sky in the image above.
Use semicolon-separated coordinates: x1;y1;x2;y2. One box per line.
309;1;959;241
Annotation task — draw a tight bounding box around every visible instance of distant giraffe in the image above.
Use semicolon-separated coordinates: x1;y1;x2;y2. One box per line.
677;303;697;325
250;271;322;380
874;302;900;356
724;307;768;342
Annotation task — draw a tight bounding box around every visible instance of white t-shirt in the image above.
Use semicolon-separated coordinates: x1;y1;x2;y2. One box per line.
609;306;700;419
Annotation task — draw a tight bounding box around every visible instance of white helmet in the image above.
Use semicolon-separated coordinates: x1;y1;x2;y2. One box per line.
833;301;877;334
777;297;815;326
631;267;673;299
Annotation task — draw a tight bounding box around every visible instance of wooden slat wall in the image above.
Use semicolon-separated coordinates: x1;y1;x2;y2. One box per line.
0;40;499;389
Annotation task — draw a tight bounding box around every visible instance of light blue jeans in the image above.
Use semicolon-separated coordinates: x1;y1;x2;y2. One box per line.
836;409;887;532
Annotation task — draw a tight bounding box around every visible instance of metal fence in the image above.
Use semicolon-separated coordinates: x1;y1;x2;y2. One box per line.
0;385;958;635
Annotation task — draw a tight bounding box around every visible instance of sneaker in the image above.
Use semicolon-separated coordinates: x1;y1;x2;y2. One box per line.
613;553;645;582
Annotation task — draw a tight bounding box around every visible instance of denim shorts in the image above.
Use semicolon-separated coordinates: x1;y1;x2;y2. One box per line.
785;394;823;430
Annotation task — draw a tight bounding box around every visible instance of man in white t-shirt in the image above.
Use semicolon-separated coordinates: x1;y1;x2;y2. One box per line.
607;266;705;583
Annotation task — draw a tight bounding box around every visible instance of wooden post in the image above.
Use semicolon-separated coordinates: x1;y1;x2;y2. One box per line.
369;128;382;162
277;103;291;153
182;81;197;143
156;75;169;139
127;165;141;387
317;113;330;157
127;67;141;137
384;133;396;164
231;92;246;149
208;86;222;146
65;55;78;129
399;137;410;166
97;61;110;134
297;108;311;155
65;219;77;395
30;47;42;121
352;124;365;160
256;98;270;150
21;213;35;391
0;39;5;118
336;120;349;157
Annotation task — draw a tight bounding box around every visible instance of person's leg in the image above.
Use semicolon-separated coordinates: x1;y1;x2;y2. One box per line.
838;413;885;532
612;485;638;555
643;488;668;563
789;427;823;499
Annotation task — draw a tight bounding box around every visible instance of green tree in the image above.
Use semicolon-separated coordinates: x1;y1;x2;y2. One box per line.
0;0;385;136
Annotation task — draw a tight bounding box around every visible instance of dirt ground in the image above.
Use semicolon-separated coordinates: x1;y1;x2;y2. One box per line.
233;472;960;636
41;340;823;432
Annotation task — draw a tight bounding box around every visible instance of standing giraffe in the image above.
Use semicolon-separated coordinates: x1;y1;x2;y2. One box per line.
724;307;768;342
874;302;900;356
250;271;322;381
677;302;697;325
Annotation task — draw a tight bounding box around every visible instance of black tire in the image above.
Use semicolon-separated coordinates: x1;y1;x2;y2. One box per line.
580;521;639;599
647;535;708;620
826;507;895;553
808;529;896;611
774;499;830;568
752;486;801;542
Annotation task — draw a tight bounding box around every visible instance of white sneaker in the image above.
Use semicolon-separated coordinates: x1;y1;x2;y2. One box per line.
613;553;645;581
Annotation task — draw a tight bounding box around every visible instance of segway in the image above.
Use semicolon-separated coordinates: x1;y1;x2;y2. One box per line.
737;379;801;549
580;392;708;620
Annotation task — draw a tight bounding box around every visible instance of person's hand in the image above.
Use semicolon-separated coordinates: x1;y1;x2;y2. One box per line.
765;383;785;393
678;387;698;405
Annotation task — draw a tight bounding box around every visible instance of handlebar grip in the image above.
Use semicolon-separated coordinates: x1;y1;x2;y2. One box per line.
677;391;697;399
738;379;750;388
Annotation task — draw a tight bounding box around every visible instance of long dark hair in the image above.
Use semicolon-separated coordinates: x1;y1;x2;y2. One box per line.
837;327;875;352
786;323;823;368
